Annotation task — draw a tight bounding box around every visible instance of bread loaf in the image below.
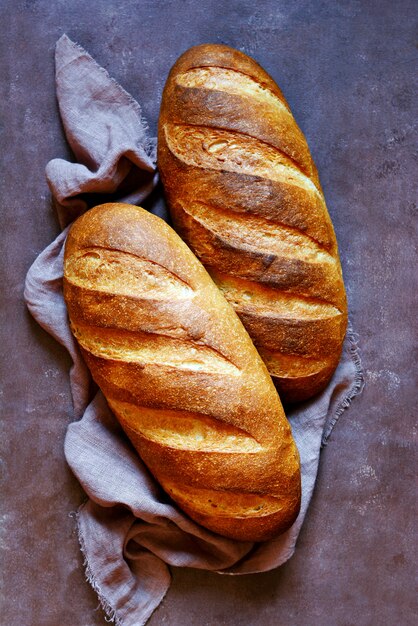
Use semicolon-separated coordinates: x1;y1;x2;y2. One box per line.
158;44;348;403
63;203;301;541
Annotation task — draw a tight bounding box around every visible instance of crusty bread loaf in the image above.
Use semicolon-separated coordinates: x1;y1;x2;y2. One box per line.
63;203;301;541
158;44;348;403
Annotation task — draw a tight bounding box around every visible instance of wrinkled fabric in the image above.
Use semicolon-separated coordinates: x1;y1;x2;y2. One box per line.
24;35;363;626
45;34;157;228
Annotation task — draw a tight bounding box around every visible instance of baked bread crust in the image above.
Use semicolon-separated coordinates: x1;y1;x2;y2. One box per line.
158;44;348;402
63;203;301;541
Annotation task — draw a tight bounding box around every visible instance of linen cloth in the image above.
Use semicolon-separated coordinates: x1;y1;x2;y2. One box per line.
24;35;363;626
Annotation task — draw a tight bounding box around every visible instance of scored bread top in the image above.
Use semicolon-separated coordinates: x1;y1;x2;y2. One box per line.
63;203;301;541
158;44;348;402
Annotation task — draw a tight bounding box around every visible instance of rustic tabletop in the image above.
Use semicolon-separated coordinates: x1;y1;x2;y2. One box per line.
1;1;416;624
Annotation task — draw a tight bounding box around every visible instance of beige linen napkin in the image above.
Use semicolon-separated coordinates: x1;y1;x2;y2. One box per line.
24;35;363;626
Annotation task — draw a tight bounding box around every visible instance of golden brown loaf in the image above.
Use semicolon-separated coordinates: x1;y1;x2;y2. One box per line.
158;44;348;403
63;203;301;541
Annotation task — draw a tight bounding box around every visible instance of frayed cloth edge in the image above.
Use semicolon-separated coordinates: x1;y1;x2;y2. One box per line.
321;322;365;446
71;504;123;626
56;34;156;160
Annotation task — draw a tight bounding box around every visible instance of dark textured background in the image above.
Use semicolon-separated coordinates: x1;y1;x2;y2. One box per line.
1;1;417;624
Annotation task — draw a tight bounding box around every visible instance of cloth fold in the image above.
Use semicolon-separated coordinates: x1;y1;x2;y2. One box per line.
24;35;364;626
45;34;157;228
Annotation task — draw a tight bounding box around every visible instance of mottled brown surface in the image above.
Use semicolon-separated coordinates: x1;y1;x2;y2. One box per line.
1;1;417;625
63;203;301;541
158;44;348;402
